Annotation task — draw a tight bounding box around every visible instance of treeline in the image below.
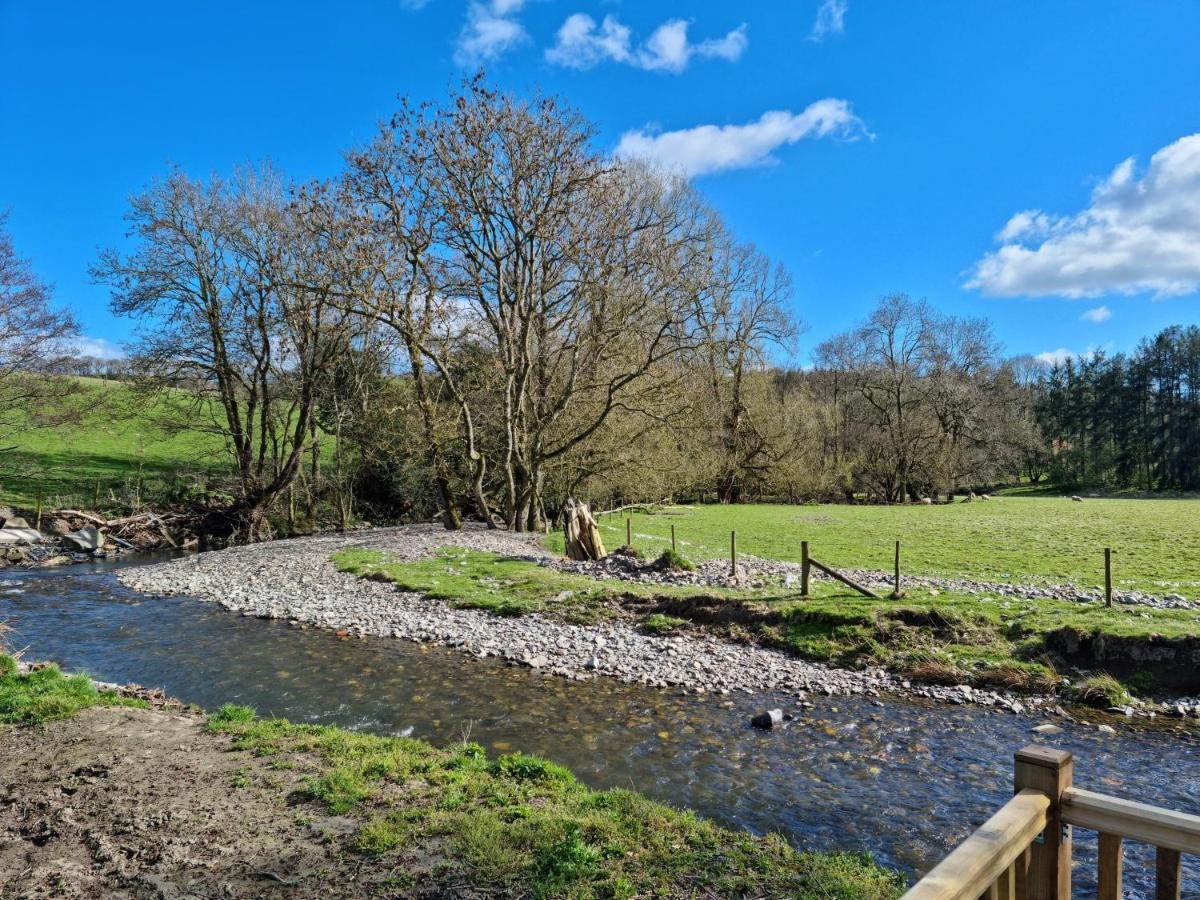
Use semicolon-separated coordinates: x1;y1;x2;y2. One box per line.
78;79;1190;542
1035;325;1200;491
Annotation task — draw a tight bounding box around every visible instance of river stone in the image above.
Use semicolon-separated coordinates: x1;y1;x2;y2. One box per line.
2;515;31;529
1032;723;1063;734
0;527;42;545
751;708;784;730
63;526;104;551
44;518;73;537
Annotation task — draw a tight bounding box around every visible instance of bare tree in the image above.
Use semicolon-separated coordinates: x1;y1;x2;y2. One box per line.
0;211;79;447
341;80;719;531
93;168;352;541
695;236;797;502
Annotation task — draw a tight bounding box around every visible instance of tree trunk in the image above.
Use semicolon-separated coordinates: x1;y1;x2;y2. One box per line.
561;498;605;560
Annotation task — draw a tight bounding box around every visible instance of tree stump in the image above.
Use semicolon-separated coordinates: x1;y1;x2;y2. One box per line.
561;498;606;561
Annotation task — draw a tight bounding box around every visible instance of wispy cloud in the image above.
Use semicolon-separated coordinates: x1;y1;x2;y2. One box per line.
455;0;528;66
70;336;126;360
810;0;848;41
1035;348;1074;367
1034;343;1113;367
1080;305;1112;323
615;99;870;178
968;133;1200;298
546;14;747;73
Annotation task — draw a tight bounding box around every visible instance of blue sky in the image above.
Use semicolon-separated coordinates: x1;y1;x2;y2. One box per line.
2;0;1198;365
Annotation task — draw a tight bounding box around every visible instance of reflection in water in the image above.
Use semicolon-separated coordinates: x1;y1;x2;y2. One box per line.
2;557;1197;897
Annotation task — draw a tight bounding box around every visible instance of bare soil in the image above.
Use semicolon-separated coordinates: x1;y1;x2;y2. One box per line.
0;707;431;899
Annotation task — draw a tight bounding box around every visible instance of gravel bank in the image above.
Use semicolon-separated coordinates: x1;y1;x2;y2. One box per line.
117;525;1190;722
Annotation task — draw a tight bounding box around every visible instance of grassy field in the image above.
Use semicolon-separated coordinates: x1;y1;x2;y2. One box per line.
0;378;229;509
0;656;901;898
547;499;1200;593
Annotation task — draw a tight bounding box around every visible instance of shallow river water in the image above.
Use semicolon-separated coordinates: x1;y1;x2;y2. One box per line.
2;555;1198;897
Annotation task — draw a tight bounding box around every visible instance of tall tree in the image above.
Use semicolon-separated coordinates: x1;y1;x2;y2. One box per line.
93;168;352;541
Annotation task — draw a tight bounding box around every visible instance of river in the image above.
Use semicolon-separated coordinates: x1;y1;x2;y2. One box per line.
2;554;1197;897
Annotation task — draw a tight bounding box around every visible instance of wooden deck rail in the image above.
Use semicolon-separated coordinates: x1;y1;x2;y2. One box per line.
902;745;1199;900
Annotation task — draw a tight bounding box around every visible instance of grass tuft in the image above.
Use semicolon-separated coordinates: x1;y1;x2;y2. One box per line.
0;656;147;725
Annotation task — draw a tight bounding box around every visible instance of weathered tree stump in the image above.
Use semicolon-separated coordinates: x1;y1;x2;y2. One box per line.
561;498;606;561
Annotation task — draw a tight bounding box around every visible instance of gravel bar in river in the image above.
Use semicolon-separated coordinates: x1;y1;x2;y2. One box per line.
116;525;1126;719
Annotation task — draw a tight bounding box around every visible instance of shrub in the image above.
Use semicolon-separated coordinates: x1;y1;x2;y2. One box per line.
490;753;574;784
654;548;695;572
642;613;687;635
1070;673;1129;708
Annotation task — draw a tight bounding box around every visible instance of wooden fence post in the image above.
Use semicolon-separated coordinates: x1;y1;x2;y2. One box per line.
730;530;737;576
801;540;810;597
1105;548;1113;607
626;517;631;548
1014;746;1073;900
891;540;903;599
671;524;676;553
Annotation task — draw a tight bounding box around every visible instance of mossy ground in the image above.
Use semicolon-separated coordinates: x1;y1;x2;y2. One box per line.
207;703;903;899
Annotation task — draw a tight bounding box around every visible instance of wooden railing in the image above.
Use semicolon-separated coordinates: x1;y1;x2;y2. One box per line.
903;745;1200;900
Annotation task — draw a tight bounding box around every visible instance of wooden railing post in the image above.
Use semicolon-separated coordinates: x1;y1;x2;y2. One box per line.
1156;847;1181;900
1014;746;1073;900
1097;832;1123;900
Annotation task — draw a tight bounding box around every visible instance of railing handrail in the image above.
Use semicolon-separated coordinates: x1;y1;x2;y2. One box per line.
1062;786;1200;855
901;788;1050;900
905;747;1197;899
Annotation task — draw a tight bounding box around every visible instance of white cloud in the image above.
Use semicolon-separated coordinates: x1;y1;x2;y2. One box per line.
546;14;747;73
614;99;871;178
1035;348;1074;367
1080;305;1112;323
455;0;528;66
70;336;125;360
810;0;848;41
968;133;1200;299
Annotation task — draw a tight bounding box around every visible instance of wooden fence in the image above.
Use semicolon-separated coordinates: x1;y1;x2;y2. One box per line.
903;745;1199;900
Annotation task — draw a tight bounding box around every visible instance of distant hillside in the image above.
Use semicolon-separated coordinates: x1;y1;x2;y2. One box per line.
1;378;230;510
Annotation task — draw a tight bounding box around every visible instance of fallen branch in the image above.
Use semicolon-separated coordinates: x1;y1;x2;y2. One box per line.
54;509;107;527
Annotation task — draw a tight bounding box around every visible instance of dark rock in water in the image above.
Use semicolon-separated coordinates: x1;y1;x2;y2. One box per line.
751;708;784;730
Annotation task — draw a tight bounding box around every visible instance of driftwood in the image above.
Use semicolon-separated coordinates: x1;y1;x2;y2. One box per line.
56;509;108;527
561;497;606;561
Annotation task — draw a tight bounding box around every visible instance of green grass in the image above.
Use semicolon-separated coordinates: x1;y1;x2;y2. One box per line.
335;547;1200;696
0;655;148;724
208;705;903;899
550;500;1200;593
0;377;230;509
331;546;753;624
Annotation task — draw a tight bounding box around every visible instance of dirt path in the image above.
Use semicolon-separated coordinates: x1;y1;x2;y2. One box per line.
0;707;434;899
